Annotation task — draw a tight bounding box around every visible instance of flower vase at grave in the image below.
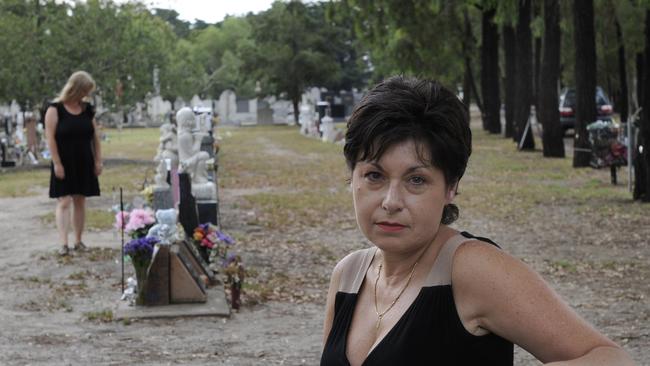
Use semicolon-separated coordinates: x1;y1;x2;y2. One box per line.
133;259;151;306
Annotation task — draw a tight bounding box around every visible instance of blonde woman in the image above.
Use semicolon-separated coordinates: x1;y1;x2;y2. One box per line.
45;71;102;256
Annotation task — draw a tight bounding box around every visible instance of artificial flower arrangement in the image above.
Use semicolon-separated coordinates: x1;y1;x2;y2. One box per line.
191;223;244;310
114;208;156;239
123;236;159;305
223;253;245;311
191;223;235;265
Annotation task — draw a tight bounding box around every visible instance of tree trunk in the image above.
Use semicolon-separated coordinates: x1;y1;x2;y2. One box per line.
292;96;300;126
514;0;535;149
635;9;650;201
539;0;564;157
463;68;471;108
572;0;597;167
533;1;542;112
481;7;501;134
504;25;516;139
636;53;643;110
615;16;628;123
463;8;483;115
534;36;542;110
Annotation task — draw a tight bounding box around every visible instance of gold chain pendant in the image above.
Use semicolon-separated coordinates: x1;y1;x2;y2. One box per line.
376;314;383;330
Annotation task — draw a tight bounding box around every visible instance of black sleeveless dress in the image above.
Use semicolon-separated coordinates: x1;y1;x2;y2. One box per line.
321;232;514;365
48;102;100;198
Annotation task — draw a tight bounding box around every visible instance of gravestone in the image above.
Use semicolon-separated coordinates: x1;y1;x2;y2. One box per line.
217;90;237;124
153;188;173;211
321;115;336;142
197;201;218;227
178;172;199;238
257;100;273;124
341;91;355;117
142;244;170;306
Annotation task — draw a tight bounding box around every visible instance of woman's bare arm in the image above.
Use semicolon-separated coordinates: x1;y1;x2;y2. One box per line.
92;118;102;176
452;241;634;365
44;106;64;179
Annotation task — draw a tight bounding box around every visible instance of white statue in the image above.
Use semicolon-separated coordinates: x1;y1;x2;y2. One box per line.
153;122;178;190
176;107;216;200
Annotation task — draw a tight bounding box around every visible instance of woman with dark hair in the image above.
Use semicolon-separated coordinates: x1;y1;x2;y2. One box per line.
45;71;102;256
321;76;633;365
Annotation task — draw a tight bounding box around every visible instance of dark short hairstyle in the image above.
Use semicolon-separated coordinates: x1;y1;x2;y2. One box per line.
344;76;471;225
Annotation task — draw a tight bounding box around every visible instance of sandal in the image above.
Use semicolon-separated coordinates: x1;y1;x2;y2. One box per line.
58;245;70;256
73;241;87;251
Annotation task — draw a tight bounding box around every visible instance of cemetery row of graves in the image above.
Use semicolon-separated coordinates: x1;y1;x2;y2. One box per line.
0;86;358;169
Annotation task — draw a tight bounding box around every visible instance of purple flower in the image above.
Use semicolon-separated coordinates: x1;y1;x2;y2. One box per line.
124;236;159;262
223;252;238;267
216;231;235;246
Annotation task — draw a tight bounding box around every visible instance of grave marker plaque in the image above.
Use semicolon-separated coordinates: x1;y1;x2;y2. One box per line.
170;244;207;303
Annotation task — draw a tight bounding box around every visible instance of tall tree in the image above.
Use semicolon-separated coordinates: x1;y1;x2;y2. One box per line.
636;53;643;110
573;0;597;167
249;1;341;124
614;15;629;123
503;24;517;138
339;1;467;90
514;0;535;149
532;1;542;111
481;6;501;133
461;7;484;113
152;8;191;38
538;0;564;157
634;9;650;201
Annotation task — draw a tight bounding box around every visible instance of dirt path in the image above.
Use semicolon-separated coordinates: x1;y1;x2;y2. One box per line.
0;134;647;365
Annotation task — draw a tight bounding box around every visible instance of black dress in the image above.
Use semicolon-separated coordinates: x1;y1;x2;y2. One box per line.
48;102;100;198
321;232;514;365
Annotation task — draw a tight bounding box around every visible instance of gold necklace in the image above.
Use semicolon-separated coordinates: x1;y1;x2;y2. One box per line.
373;257;419;331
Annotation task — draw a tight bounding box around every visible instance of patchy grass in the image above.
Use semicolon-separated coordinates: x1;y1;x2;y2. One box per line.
456;130;640;225
68;270;90;281
243;189;352;228
39;208;114;231
219;125;352;229
0;169;49;197
102;128;160;160
83;309;114;323
0;163;153;199
99;164;155;194
218;125;643;232
218;125;348;190
12;276;52;285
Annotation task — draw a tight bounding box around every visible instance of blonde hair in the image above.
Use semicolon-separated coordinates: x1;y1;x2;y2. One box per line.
55;71;96;103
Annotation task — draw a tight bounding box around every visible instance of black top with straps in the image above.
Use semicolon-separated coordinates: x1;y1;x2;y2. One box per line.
321;232;513;365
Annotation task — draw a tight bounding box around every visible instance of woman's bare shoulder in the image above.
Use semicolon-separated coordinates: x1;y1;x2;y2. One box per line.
332;248;372;276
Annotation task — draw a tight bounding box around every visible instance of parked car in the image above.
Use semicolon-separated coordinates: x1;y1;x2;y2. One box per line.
559;86;613;131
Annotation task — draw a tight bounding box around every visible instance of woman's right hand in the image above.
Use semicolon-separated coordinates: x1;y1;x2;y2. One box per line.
54;163;65;179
